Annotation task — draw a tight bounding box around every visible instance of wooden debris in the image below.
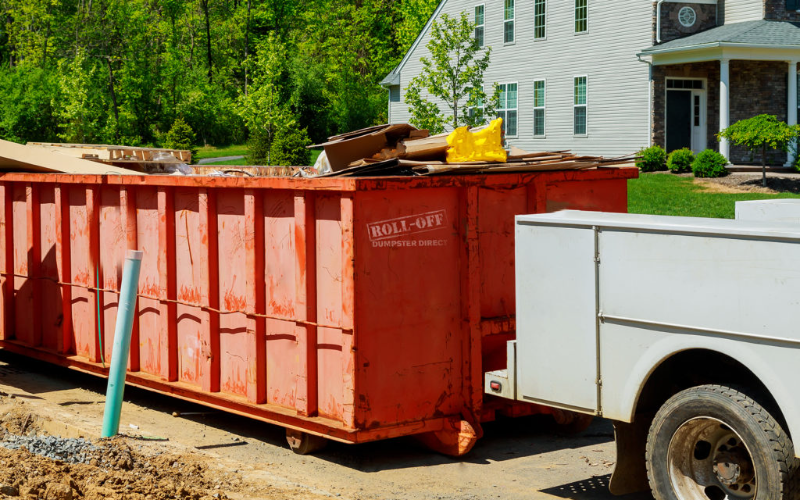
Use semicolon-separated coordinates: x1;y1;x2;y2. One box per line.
0;139;137;175
28;142;192;164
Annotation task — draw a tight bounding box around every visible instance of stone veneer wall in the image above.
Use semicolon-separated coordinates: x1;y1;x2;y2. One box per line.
729;60;788;165
652;63;721;152
653;61;789;165
656;3;718;43
765;0;800;20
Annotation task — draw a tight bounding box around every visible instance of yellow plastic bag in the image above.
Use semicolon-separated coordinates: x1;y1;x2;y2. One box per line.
446;118;508;163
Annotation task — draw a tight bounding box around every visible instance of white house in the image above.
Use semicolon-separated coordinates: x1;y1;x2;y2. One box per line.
382;0;800;164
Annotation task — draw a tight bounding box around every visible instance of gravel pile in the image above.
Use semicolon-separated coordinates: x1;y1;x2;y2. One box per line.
0;434;99;464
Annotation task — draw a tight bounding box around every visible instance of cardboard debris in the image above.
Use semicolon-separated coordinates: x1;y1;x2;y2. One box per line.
320;152;637;178
310;124;420;172
310;123;635;178
0;139;137;175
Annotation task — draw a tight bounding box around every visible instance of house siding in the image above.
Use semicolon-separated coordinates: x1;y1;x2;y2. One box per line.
389;0;653;157
723;0;763;23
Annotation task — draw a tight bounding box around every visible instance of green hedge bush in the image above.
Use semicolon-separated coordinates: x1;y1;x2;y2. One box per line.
692;149;729;178
667;148;694;173
636;145;667;172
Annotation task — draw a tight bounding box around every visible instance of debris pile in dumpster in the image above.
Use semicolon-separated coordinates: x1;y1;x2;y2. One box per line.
0;120;634;177
310;119;635;177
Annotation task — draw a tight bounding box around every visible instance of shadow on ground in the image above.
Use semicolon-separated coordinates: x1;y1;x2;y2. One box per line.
0;348;645;499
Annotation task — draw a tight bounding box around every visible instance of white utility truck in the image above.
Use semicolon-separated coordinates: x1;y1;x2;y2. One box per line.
486;200;800;500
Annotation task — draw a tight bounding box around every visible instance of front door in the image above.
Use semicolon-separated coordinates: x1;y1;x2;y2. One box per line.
666;79;707;154
667;90;691;153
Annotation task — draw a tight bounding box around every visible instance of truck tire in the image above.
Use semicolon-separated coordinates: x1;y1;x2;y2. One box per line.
646;384;798;500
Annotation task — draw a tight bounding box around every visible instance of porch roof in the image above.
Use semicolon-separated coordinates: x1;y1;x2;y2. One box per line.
639;20;800;63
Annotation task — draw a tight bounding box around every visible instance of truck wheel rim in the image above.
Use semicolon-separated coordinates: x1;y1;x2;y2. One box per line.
667;417;756;499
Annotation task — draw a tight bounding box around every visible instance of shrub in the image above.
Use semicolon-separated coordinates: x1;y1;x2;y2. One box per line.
270;127;312;166
163;118;198;162
692;149;729;178
247;130;272;165
636;145;667;172
667;148;694;173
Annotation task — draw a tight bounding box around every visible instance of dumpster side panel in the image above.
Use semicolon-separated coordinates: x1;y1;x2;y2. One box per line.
264;190;299;410
99;187;123;362
39;186;61;352
174;188;206;387
316;193;346;422
13;184;33;346
354;188;463;428
69;187;97;360
136;188;165;377
478;186;527;320
546;179;628;213
216;189;250;397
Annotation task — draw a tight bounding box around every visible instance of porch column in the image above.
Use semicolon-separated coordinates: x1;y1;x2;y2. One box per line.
786;60;798;167
719;58;730;161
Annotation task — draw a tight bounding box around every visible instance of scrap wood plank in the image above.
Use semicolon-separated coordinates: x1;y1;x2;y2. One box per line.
0;139;136;175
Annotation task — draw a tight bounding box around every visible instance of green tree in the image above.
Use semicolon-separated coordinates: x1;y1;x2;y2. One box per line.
54;50;108;144
237;34;293;165
395;0;439;53
404;12;500;134
163;117;198;161
718;114;800;187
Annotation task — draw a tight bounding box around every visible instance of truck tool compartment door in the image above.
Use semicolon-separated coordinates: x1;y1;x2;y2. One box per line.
515;221;598;413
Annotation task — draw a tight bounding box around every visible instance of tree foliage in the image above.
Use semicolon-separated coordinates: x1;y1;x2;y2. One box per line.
718;114;800;186
404;13;500;134
0;0;420;150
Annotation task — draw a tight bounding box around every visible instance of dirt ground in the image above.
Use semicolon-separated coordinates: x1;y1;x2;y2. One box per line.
674;171;800;194
0;352;652;500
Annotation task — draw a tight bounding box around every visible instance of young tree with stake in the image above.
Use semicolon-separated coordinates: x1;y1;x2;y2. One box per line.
404;13;500;134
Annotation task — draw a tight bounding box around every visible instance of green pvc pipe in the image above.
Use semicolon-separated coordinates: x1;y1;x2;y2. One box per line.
102;250;143;438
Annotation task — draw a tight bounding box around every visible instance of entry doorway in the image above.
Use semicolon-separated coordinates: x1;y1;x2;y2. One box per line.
665;78;707;154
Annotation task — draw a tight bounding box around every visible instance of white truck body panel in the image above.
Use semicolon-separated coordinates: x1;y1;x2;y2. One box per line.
512;211;800;454
736;199;800;223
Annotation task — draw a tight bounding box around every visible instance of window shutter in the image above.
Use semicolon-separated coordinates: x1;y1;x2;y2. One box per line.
788;0;799;12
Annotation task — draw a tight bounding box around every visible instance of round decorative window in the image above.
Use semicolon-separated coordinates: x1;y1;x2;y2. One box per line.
679;7;697;28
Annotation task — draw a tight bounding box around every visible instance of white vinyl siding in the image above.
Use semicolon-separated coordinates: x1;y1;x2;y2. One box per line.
534;80;546;137
475;4;485;47
723;0;763;23
575;0;588;33
574;76;587;135
388;0;652;157
468;86;486;123
534;0;546;39
498;83;518;137
504;0;515;44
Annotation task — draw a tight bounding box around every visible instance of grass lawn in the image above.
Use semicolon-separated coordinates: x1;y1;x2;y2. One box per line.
628;173;800;219
203;158;248;166
198;146;322;167
194;144;248;161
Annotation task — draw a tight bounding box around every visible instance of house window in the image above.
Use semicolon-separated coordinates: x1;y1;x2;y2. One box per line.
504;0;515;44
679;7;696;27
533;80;546;137
534;0;546;39
497;83;518;137
475;5;485;47
574;76;587;135
788;0;799;12
575;0;588;33
389;86;400;103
